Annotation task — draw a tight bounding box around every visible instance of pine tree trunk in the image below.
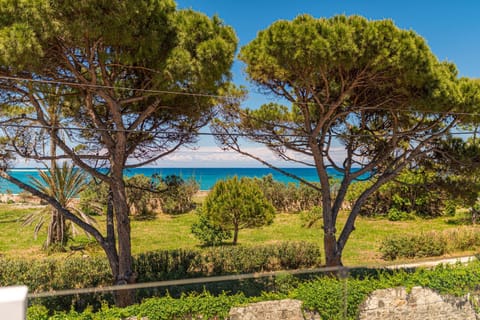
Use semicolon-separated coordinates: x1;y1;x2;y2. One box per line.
110;175;136;307
324;230;343;267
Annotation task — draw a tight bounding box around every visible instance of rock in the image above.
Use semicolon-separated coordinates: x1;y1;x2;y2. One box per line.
228;299;320;320
358;286;477;320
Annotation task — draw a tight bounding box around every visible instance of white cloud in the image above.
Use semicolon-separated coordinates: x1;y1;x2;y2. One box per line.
11;145;348;169
154;145;347;168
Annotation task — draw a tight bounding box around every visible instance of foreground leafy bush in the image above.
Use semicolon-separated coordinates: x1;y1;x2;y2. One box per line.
28;261;480;320
293;276;380;320
380;229;480;260
29;292;248;320
196;241;321;275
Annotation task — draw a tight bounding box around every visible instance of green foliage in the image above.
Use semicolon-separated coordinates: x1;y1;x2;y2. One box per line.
386;208;414;221
379;229;480;260
300;206;323;228
293;277;378;320
30;261;480;319
125;174;159;217
133;241;321;281
80;174;199;218
202;176;275;244
359;169;454;218
30;292;248;320
78;180;108;216
0;257;112;312
380;233;447;260
134;249;200;283
191;210;231;246
27;304;50;320
157;175;199;214
253;175;321;213
197;242;321;275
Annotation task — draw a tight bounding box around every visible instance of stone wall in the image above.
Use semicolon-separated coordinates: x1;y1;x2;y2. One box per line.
358;286;477;320
228;299;319;320
227;288;478;320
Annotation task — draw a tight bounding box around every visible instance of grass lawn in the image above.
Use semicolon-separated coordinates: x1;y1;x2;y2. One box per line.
0;202;479;267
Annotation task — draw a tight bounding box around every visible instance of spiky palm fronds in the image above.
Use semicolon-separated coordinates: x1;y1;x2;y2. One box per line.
21;162;96;248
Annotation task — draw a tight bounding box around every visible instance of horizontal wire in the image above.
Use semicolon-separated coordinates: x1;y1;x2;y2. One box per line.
0;75;222;99
26;255;476;299
0;122;475;138
1;75;479;117
27;265;350;299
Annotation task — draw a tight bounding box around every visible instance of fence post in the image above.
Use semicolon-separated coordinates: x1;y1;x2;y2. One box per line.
0;286;28;320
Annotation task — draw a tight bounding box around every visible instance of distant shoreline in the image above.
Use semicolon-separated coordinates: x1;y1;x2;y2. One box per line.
0;167;329;194
0;190;212;205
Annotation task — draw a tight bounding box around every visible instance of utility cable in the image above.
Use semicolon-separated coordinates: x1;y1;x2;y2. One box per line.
1;75;479;117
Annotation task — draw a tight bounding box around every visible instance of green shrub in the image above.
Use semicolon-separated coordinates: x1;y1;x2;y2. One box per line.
35;292;248;320
134;249;200;283
380;229;480;261
253;175;321;213
79;174;199;218
380;232;447;260
300;206;322;228
157;175;199;214
196;241;321;275
191;210;231;246
358;169;454;218
0;257;112;312
386;208;414;221
134;241;321;281
1;242;320;312
293;277;378;320
26;304;49;320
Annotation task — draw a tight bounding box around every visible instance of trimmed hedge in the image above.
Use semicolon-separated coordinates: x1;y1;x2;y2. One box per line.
0;257;112;312
380;229;480;260
0;241;320;311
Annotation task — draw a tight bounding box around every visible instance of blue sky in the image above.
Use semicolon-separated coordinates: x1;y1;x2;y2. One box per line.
162;1;480;167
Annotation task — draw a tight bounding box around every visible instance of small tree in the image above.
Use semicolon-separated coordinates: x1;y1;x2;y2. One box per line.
202;176;275;245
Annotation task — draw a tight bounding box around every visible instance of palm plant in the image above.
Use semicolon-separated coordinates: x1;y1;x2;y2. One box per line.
22;162;96;250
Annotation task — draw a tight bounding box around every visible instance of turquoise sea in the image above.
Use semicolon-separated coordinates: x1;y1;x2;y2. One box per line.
0;167;339;194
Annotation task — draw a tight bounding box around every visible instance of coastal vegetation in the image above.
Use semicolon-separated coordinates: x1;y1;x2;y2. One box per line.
0;0;480;317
